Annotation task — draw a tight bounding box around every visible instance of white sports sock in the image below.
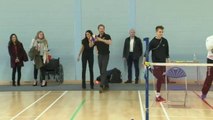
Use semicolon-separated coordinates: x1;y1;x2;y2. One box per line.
156;92;161;97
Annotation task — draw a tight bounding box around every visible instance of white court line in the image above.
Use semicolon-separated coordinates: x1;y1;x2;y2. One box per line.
154;91;170;120
138;91;145;120
159;102;170;120
34;91;68;120
10;91;51;120
151;74;170;120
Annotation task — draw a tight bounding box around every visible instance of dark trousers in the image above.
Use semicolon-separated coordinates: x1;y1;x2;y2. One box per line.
35;56;45;82
153;66;166;93
33;64;45;82
40;66;46;81
12;64;22;84
34;64;38;80
127;52;139;81
82;54;94;88
98;54;109;86
202;59;213;95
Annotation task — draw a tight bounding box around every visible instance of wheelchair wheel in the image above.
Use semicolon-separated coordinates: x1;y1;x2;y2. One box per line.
58;64;64;84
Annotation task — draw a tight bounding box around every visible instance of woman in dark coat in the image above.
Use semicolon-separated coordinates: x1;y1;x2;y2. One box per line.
8;34;28;86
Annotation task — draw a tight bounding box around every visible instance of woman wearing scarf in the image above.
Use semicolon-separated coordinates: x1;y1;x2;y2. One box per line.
30;31;48;87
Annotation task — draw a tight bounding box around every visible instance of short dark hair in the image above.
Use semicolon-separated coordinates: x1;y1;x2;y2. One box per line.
98;24;105;29
155;25;164;31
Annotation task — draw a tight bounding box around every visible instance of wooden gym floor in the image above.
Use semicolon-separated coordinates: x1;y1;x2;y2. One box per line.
0;90;212;120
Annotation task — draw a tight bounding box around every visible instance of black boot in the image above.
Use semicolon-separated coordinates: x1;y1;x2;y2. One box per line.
12;80;16;86
17;80;20;86
90;81;94;89
90;85;94;89
99;85;104;93
105;85;109;89
82;83;86;89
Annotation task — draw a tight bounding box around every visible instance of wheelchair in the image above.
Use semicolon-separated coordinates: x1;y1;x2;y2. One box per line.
41;57;64;85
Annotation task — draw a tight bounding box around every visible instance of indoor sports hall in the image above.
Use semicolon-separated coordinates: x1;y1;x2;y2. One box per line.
0;0;212;120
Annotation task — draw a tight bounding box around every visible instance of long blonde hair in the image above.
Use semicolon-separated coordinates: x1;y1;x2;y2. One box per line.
35;31;48;45
35;31;45;39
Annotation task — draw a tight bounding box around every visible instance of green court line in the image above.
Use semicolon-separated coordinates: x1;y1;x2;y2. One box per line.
70;98;86;120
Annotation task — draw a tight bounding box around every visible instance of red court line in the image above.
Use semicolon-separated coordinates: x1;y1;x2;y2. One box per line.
193;91;213;109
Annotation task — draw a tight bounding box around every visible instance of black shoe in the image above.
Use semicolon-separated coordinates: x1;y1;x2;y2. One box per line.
90;82;94;89
99;85;104;93
105;85;109;89
12;83;16;86
135;80;139;84
17;81;20;86
12;81;16;86
124;80;132;83
82;84;86;89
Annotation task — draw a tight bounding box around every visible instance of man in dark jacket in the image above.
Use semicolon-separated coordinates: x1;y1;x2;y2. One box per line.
123;29;143;84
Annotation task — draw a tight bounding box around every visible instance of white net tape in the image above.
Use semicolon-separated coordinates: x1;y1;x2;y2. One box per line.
150;62;213;67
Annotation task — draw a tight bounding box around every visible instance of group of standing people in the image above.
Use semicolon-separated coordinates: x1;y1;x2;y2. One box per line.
77;24;166;95
76;24;173;97
8;31;49;87
78;24;212;100
7;24;212;99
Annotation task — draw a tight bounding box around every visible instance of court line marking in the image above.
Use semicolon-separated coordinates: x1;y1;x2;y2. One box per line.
34;91;68;120
154;91;170;120
193;91;213;109
10;91;51;120
151;77;170;120
70;98;86;120
159;101;170;120
138;91;145;120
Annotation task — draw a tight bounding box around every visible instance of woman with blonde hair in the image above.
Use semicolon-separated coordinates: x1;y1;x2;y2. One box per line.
30;31;48;87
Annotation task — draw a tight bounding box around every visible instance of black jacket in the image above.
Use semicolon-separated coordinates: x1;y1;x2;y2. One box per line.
123;36;143;59
8;42;28;68
149;37;169;63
